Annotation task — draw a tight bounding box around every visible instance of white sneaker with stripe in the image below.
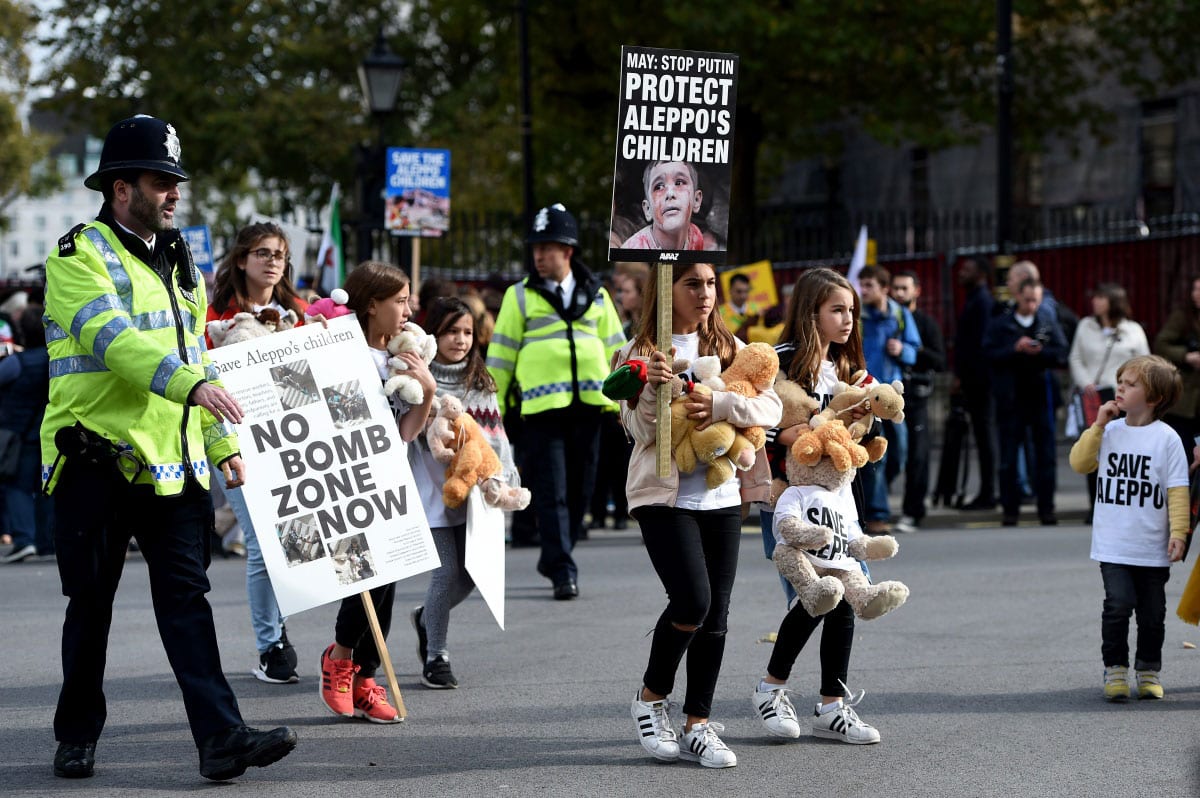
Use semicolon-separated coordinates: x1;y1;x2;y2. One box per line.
811;684;880;745
752;685;801;738
678;721;737;768
631;690;678;761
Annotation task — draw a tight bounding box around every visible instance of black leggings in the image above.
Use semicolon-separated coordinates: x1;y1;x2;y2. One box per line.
634;505;741;718
767;598;855;699
334;582;395;680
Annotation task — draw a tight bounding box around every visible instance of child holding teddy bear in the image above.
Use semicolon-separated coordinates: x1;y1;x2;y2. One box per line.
616;262;782;769
407;296;521;690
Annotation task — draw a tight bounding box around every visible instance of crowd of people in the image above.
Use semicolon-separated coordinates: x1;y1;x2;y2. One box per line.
5;113;1199;782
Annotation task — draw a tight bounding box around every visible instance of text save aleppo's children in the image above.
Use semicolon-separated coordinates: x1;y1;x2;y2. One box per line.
1069;354;1189;702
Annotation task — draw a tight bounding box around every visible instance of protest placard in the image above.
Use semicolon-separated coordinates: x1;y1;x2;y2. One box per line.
207;316;439;616
386;147;451;238
609;46;739;265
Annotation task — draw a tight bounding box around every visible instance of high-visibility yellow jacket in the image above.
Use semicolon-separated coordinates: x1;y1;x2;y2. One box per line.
41;216;238;495
487;266;625;417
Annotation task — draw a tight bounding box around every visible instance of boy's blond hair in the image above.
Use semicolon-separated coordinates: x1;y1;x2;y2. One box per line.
1115;355;1182;419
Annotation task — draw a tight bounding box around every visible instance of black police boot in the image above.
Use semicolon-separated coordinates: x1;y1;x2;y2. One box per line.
53;741;96;778
199;725;297;781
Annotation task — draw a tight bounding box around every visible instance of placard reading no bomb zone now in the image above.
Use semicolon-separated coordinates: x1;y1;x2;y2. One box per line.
609;46;738;265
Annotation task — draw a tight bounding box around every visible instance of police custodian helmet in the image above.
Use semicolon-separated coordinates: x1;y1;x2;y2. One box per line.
84;114;190;191
527;203;579;247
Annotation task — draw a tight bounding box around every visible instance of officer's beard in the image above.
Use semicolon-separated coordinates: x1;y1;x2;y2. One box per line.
129;184;173;234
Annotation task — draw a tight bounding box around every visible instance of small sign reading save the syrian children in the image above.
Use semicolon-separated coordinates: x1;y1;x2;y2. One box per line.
609;45;739;265
206;315;439;616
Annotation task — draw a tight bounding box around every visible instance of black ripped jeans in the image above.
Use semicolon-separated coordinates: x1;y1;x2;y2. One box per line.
634;505;741;719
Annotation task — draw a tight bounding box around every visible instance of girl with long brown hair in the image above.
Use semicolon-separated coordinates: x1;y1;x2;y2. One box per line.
618;262;782;769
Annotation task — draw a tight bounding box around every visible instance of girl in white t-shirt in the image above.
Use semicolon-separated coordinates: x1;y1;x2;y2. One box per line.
317;261;435;724
752;267;883;745
1069;355;1189;702
617;262;782;769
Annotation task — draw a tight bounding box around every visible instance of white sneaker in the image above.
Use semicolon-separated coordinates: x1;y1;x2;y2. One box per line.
812;686;880;745
752;685;801;738
678;721;737;768
631;690;678;761
894;515;918;534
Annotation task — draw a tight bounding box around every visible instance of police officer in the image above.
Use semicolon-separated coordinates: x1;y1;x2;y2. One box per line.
44;115;296;781
487;204;626;599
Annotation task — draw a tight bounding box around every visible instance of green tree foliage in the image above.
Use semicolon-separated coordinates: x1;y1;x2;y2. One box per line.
0;0;58;230
34;1;1200;255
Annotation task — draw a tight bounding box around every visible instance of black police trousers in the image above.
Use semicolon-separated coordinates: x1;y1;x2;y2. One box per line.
52;456;242;747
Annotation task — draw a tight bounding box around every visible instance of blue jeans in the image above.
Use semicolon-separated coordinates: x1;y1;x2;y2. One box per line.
861;420;907;522
214;466;285;654
759;509;797;606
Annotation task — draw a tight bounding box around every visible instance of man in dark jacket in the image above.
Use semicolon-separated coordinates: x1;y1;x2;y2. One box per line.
890;271;945;531
983;278;1068;526
954;259;998;509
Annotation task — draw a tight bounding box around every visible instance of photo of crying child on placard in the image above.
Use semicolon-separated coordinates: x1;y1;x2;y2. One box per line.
609;159;727;263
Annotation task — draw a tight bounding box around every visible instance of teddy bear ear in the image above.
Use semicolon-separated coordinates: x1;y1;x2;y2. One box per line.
891;380;905;394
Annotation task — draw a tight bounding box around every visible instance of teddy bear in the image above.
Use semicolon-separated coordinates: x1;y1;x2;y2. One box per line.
767;377;823;504
809;371;906;463
772;418;909;620
669;342;780;490
426;395;531;511
383;321;438;405
304;287;353;321
206;307;298;347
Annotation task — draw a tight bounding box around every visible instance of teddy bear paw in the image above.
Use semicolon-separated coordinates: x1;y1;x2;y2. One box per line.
852;581;909;620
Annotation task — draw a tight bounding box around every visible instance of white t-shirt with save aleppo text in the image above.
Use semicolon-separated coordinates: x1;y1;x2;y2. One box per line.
1091;418;1189;568
773;482;863;572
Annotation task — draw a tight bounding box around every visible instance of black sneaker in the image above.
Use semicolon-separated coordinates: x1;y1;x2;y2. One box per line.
199;725;297;781
254;641;299;684
410;606;427;665
421;655;458;689
278;625;299;671
53;741;96;778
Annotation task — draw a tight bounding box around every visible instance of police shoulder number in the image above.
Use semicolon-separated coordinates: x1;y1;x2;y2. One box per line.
57;223;87;257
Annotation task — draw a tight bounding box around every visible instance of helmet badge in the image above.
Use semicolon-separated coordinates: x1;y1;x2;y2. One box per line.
164;124;182;165
534;206;549;232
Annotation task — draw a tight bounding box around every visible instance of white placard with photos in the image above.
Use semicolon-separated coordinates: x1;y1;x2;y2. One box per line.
207;315;439;616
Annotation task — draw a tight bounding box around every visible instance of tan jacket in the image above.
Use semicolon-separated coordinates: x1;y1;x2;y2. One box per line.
617;349;782;511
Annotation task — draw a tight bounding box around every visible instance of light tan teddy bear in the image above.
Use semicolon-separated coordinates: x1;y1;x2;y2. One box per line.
772;419;909;620
670;342;780;489
809;371;906;462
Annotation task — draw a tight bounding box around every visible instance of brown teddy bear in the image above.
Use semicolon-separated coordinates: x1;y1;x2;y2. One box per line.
772;418;909;620
426;395;530;510
670;343;780;489
809;371;906;463
767;377;822;505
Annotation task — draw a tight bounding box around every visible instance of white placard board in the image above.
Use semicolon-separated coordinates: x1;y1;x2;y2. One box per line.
464;487;506;630
208;315;439;615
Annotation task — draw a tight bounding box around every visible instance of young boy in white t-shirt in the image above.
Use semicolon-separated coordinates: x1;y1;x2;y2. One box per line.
1069;355;1189;702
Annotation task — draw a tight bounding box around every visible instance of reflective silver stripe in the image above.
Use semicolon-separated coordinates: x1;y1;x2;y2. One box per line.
485;354;514;370
50;355;108;378
150;353;186;397
489;333;520;351
91;315;133;360
526;316;559;333
131;309;175;331
44;320;68;343
574;317;599;334
515;283;526;316
604;332;626;347
520;330;570;344
81;228;133;307
185;346;202;364
70;294;123;340
204;363;220;382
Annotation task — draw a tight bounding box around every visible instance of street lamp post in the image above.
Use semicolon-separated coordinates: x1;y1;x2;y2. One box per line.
356;31;406;264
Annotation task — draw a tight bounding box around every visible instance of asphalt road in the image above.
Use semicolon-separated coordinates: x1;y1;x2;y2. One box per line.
3;516;1200;798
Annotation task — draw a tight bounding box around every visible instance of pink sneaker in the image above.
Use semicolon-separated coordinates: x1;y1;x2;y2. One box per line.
353;677;401;724
319;644;358;717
